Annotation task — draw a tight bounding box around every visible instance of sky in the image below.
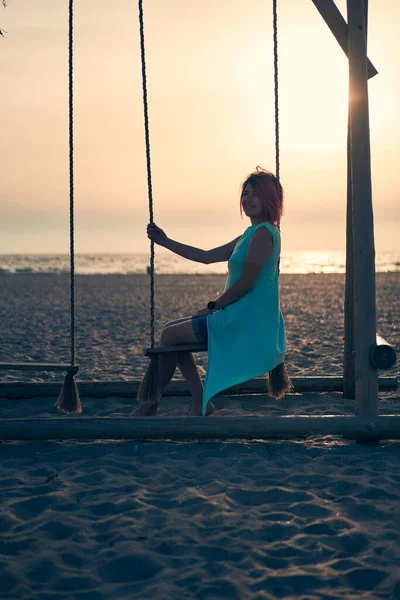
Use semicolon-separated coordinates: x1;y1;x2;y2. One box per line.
1;0;399;254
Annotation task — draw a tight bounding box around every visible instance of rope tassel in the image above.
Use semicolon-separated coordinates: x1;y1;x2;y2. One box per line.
55;371;82;414
136;355;161;405
267;362;293;400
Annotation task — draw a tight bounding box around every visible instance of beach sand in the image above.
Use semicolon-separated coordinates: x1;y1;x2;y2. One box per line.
0;273;399;599
0;273;398;385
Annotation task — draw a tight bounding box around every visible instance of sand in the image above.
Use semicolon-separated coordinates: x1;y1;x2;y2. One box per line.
0;273;399;599
0;273;398;386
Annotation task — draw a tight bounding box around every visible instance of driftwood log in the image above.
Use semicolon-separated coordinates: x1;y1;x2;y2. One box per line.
0;376;397;400
1;415;400;442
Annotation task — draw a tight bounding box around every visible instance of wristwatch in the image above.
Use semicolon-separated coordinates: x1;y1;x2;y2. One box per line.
207;300;216;312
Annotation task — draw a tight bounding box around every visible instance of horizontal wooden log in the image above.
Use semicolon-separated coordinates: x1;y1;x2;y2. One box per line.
311;0;378;79
1;415;400;441
0;376;397;400
0;363;79;374
370;335;397;370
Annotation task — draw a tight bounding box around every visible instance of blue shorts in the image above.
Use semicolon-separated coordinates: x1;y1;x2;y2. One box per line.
192;315;208;345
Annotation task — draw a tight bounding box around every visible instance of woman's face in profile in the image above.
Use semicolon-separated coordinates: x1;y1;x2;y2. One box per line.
241;183;264;219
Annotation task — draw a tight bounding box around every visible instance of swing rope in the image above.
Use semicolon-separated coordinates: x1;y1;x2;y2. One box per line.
136;0;161;406
273;0;281;276
136;1;283;406
69;0;76;365
138;0;282;344
273;0;280;185
138;0;156;350
55;0;81;414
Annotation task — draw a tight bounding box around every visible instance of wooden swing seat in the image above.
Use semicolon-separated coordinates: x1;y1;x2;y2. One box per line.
0;363;79;374
145;344;207;357
146;334;397;371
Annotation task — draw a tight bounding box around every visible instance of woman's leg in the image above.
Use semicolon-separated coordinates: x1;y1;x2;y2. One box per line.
159;352;179;395
164;316;194;327
164;320;214;415
135;319;214;416
177;352;203;401
157;318;194;394
134;320;193;416
177;352;214;415
158;320;198;394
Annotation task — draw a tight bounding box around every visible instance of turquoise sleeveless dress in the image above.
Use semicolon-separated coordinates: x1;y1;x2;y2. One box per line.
202;221;287;415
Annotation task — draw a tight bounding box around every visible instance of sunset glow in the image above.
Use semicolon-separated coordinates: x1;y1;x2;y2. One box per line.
1;0;399;253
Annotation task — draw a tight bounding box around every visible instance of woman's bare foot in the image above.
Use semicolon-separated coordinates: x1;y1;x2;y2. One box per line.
130;401;159;417
190;401;215;417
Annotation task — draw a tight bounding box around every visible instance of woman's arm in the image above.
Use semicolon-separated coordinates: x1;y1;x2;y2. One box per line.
205;237;241;263
147;223;240;264
214;227;273;309
163;238;208;263
147;223;207;263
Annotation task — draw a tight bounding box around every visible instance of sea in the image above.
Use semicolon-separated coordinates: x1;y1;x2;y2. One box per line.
0;251;399;275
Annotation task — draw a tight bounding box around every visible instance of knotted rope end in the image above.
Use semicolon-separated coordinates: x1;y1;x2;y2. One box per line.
55;371;82;414
137;355;161;405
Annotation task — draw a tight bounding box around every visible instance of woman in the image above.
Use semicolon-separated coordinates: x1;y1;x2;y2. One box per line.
134;167;292;417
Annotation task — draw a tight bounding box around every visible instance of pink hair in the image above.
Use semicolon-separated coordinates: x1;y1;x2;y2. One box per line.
240;166;284;226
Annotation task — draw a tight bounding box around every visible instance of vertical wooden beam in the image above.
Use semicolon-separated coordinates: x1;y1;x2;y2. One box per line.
346;0;378;417
343;0;368;401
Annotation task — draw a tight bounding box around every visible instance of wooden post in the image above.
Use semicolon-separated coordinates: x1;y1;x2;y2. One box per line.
343;0;369;401
347;0;378;417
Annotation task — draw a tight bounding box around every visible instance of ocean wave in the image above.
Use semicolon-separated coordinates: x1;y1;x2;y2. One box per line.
0;252;399;275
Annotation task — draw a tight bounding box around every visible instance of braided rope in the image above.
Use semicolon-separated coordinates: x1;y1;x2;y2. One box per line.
138;0;155;348
136;2;280;321
272;0;281;276
273;0;280;185
69;0;76;364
